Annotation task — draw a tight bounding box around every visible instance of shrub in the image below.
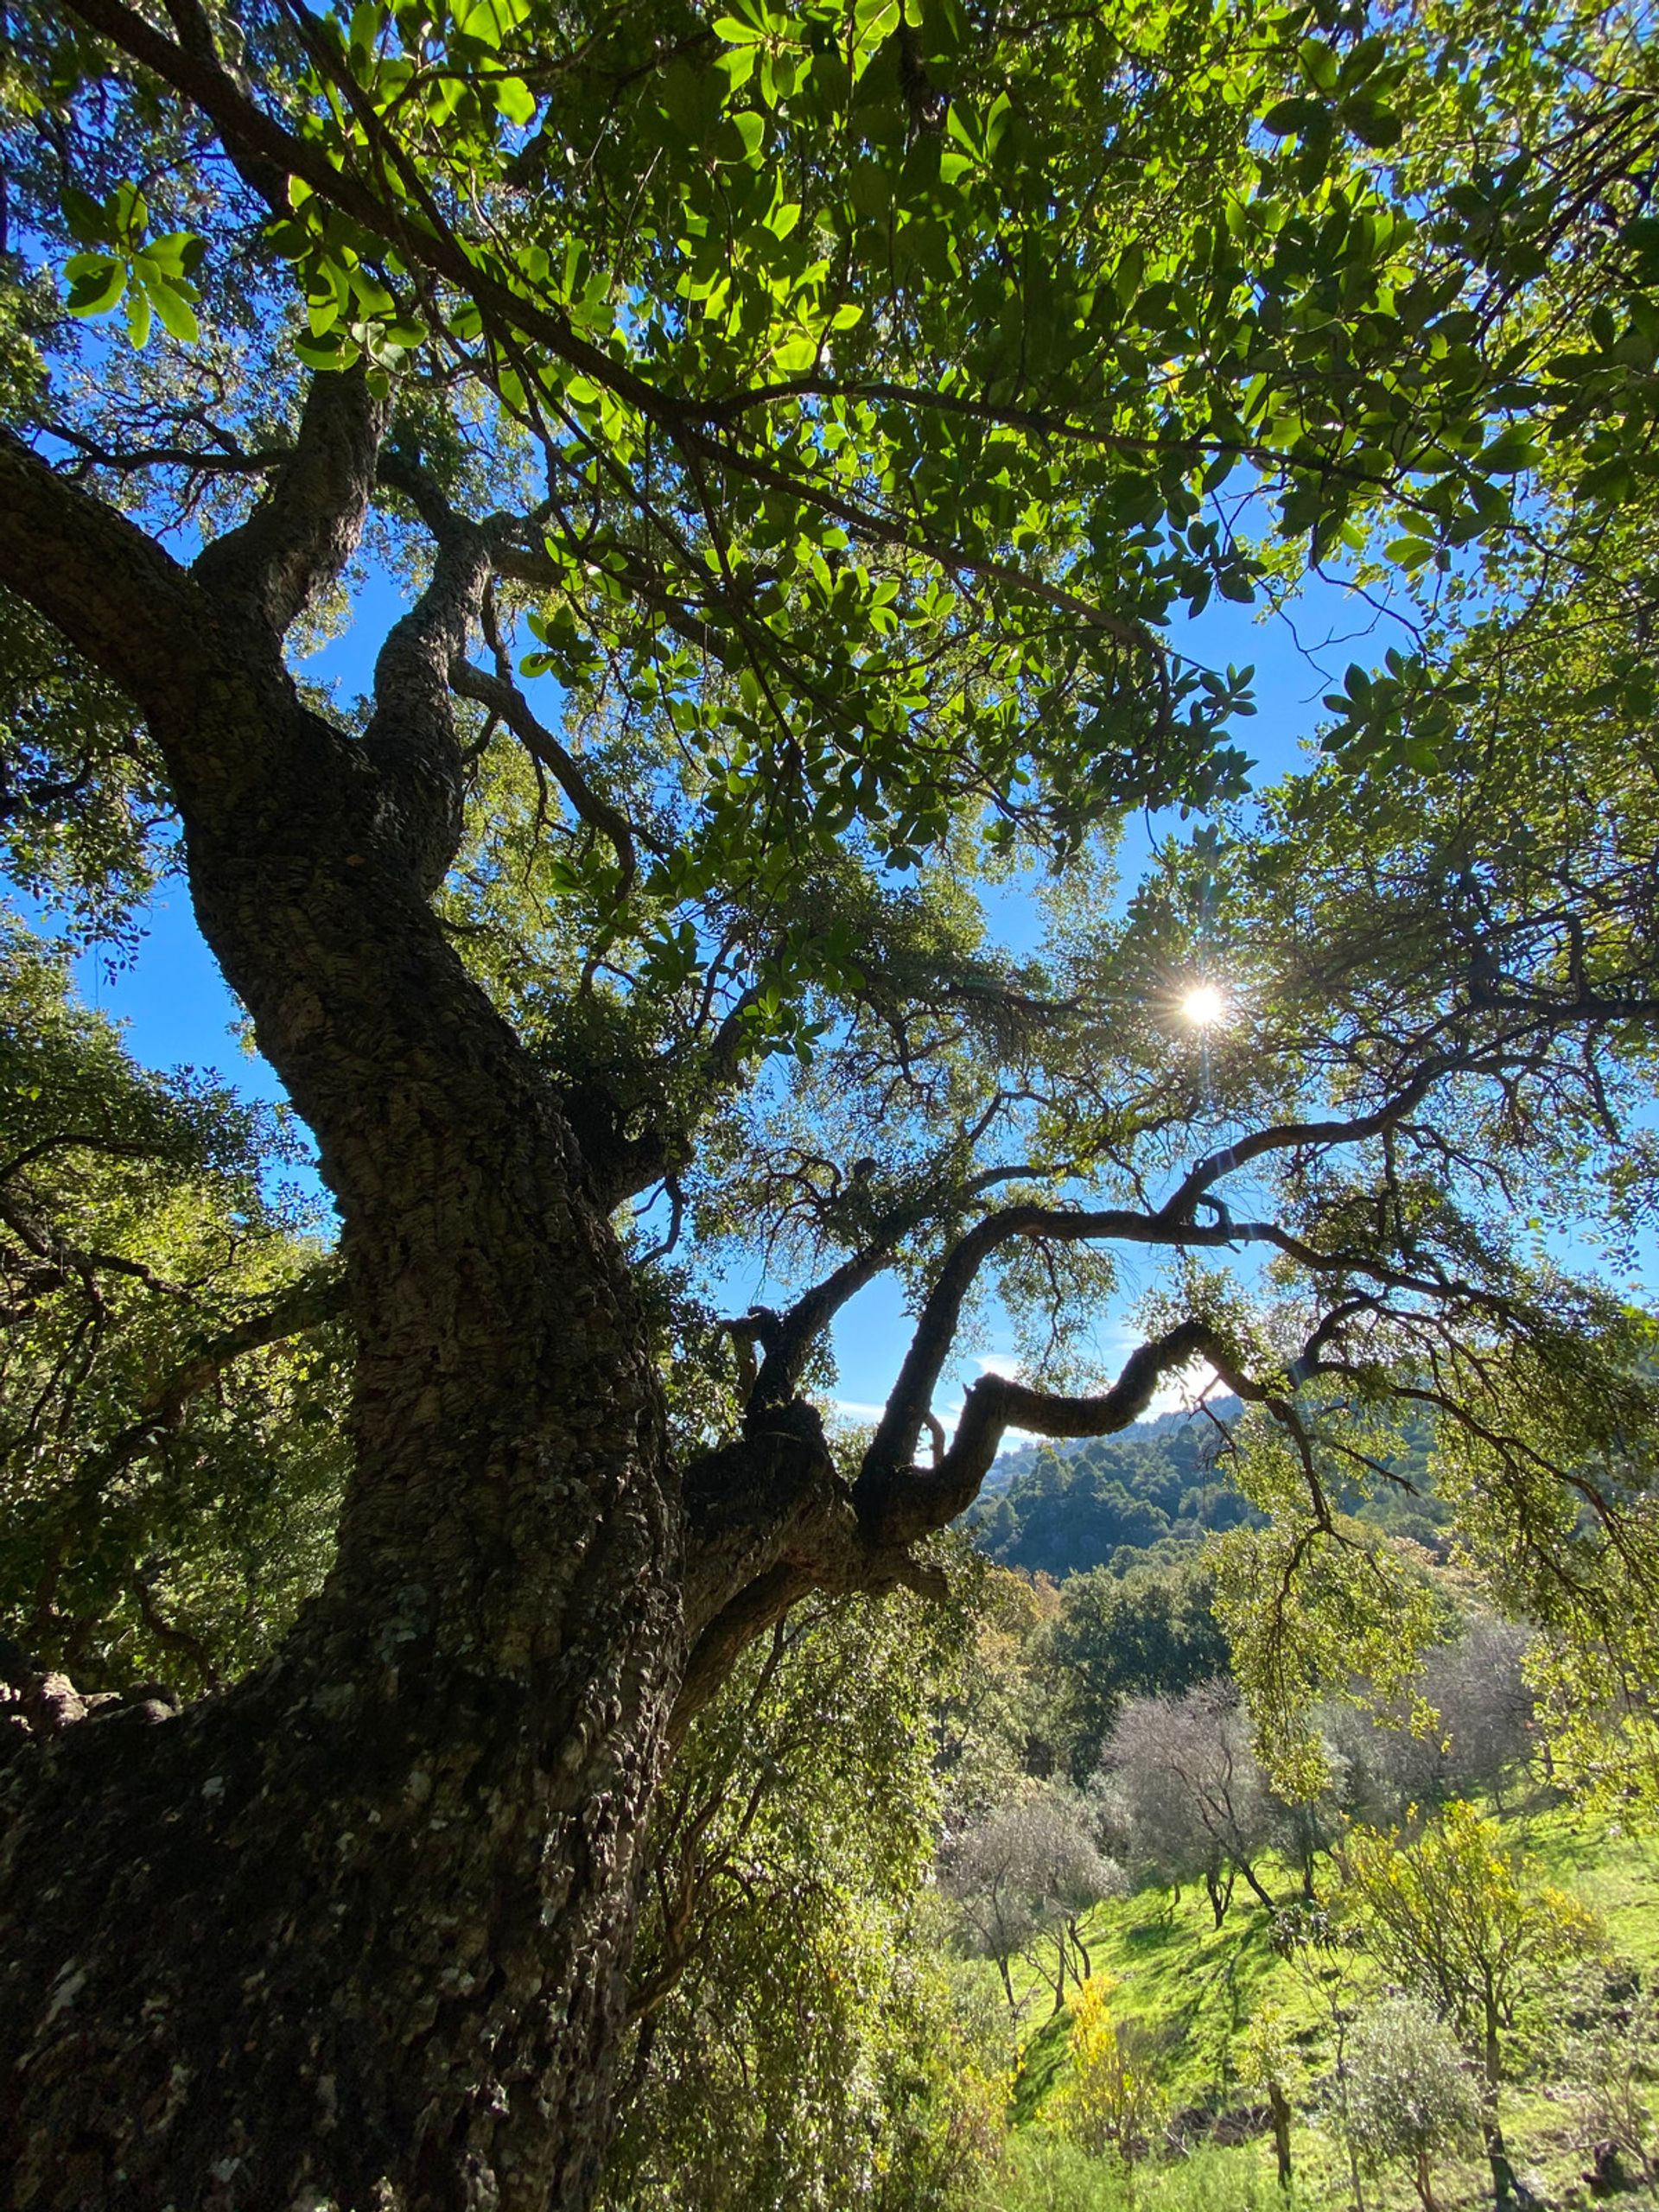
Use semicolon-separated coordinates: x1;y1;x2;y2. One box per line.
1052;1977;1169;2174
1344;1995;1480;2212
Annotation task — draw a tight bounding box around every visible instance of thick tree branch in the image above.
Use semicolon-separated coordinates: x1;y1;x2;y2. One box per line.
360;524;491;892
194;368;390;636
743;1248;893;1412
862;1203;1236;1476
854;1318;1217;1548
0;432;208;715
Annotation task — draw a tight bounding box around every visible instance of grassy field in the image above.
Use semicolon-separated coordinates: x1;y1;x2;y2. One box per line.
975;1800;1659;2212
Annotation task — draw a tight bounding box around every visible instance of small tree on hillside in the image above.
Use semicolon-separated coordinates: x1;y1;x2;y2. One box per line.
942;1788;1123;2017
1238;2001;1301;2192
1271;1904;1372;2212
1052;1976;1168;2180
1558;1974;1659;2193
1338;1802;1602;2209
1346;1996;1481;2212
1096;1681;1281;1923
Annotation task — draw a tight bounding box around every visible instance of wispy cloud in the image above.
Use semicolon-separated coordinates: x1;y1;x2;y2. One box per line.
1145;1357;1223;1417
974;1351;1024;1380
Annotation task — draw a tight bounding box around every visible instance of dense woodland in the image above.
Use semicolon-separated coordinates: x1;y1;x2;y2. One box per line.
4;0;1659;2204
963;1400;1447;1576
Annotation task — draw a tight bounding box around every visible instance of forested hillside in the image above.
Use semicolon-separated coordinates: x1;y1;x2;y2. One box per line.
966;1404;1446;1579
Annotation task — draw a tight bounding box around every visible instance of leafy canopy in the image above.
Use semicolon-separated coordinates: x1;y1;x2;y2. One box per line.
20;0;1647;1035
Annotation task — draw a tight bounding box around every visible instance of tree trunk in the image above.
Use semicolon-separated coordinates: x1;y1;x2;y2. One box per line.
1268;2082;1293;2191
1414;2145;1441;2212
997;1953;1018;2014
1204;1865;1235;1928
0;823;681;2208
1070;1916;1092;1980
0;396;882;2212
1236;1856;1280;1915
0;433;684;2207
1483;2004;1517;2210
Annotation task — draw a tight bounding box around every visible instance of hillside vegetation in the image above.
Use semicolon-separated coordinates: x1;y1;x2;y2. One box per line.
965;1408;1446;1580
988;1804;1659;2211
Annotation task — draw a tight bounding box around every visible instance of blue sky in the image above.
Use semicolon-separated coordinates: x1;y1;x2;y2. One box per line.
36;560;1408;1437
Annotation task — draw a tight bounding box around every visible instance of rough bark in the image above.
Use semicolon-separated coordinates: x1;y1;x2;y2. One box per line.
0;413;682;2209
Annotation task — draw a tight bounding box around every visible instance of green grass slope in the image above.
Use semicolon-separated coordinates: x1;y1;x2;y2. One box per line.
982;1803;1659;2212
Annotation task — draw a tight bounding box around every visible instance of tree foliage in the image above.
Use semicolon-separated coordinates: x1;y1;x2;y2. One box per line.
601;1588;996;2212
0;914;347;1692
1344;1996;1481;2212
1040;1559;1231;1785
1339;1800;1602;2203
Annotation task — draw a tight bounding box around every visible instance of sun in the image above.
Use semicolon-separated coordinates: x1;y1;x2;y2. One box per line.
1179;982;1228;1027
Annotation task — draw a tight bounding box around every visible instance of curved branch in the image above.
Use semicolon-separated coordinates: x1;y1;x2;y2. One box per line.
744;1249;892;1412
862;1203;1233;1475
861;1048;1530;1477
449;663;651;892
855;1318;1216;1548
363;529;492;892
194;367;390;636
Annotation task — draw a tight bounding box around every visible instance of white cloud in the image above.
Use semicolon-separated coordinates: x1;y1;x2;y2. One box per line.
1144;1357;1223;1418
974;1351;1024;1379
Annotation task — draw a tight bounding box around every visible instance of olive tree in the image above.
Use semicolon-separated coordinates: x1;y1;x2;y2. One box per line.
1095;1681;1282;1924
1345;1996;1481;2212
941;1784;1123;2017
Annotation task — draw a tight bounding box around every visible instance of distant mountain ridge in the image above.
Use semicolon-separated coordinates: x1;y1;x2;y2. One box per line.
980;1397;1243;1497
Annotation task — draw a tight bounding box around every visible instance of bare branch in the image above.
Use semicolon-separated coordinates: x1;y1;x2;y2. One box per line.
855;1319;1216;1548
450;663;652;892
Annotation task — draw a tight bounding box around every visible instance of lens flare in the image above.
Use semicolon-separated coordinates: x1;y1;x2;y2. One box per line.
1180;982;1227;1027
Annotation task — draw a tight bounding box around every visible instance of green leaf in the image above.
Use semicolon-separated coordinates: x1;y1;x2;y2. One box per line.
1385;535;1435;571
146;276;200;344
60;184;109;247
721;110;765;162
64;255;126;316
1343;95;1402;149
1478;425;1540;476
1262;97;1324;137
142;230;205;279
